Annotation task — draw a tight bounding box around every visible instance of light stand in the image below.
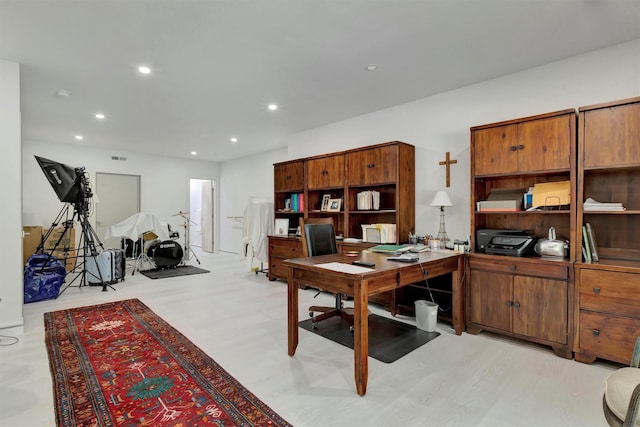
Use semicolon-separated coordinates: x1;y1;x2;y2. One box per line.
178;211;200;265
430;190;453;243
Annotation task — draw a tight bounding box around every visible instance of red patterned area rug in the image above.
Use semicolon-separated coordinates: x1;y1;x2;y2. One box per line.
45;299;292;426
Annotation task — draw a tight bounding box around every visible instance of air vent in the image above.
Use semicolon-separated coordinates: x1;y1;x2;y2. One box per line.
111;156;127;161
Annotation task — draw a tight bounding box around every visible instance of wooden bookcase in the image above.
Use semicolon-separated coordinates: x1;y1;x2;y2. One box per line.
574;96;640;364
467;109;577;359
269;141;415;309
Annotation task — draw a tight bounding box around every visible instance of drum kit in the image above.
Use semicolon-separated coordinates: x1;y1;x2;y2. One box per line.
141;210;200;270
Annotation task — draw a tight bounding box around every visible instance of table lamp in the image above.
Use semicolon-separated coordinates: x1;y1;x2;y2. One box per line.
430;190;453;243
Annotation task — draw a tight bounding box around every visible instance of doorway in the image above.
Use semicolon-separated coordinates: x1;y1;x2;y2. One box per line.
189;179;214;252
95;173;141;249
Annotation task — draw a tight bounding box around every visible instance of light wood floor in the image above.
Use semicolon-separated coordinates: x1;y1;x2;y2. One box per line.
1;250;616;426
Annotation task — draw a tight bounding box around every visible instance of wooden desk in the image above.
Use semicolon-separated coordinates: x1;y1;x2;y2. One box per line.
285;250;464;396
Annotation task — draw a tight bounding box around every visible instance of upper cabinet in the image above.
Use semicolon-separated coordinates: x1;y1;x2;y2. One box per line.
582;100;640;168
307;154;345;189
347;144;398;185
473;113;573;176
274;160;304;192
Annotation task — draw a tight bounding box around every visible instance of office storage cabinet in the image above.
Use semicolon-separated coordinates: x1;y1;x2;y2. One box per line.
467;109;577;358
574;96;640;365
467;256;572;358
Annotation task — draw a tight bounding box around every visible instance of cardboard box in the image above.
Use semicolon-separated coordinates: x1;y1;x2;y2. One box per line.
532;180;571;207
23;226;43;265
43;227;76;271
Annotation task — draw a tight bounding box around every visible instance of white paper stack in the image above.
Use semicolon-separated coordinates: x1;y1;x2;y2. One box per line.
356;190;380;210
583;197;626;211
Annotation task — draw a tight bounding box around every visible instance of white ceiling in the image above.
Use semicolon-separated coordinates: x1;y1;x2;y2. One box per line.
2;1;640;162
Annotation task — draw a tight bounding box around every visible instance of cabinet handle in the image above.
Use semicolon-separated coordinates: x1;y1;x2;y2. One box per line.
322;170;328;175
509;265;516;271
285;175;291;180
506;301;513;307
593;287;600;294
509;146;517;151
518;144;525;150
592;329;600;337
367;163;375;168
513;302;520;308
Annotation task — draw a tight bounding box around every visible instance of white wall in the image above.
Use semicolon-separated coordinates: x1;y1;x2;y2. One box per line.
219;148;287;253
0;60;22;328
285;39;640;242
23;140;220;247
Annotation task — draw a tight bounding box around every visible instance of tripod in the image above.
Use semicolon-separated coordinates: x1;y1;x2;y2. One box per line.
40;200;111;295
178;211;200;265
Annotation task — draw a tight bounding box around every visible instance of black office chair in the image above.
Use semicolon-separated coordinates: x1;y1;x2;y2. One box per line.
300;218;354;330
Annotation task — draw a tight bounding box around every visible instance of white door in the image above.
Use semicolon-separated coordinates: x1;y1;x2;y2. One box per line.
189;179;214;252
95;173;140;249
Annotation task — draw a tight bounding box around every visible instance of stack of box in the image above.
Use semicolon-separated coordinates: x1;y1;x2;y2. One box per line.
42;227;76;272
23;226;43;265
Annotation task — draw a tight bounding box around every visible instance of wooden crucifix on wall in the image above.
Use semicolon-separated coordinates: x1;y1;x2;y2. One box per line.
439;151;458;188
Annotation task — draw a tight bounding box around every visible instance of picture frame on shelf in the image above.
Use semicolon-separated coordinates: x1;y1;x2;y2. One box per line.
327;198;342;212
274;218;289;236
320;194;331;212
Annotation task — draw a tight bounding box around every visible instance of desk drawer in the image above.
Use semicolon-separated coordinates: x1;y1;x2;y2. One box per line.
579;310;638;363
580;269;640;316
469;257;568;280
269;242;302;258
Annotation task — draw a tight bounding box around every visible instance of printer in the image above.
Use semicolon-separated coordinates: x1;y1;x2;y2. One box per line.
476;229;536;256
485;232;537;257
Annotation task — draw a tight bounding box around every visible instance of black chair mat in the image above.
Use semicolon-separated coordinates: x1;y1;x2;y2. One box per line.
140;265;209;279
299;313;440;363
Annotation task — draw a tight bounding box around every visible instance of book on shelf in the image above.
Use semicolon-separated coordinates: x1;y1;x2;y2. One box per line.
585;222;599;262
582;225;592;262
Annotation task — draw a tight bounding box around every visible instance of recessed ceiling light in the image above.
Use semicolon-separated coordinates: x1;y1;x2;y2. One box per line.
138;66;151;74
365;64;378;71
268;104;278;111
75;135;84;140
190;151;197;155
95;113;105;119
230;137;238;143
55;89;71;97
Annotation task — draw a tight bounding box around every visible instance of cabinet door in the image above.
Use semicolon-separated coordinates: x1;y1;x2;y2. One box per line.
274;161;304;192
517;115;572;172
468;269;512;332
473;125;518;175
583;102;640;167
512;276;567;344
307;155;344;189
347;145;397;185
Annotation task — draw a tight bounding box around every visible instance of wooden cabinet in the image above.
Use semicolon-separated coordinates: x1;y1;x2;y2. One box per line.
347;144;397;185
467;256;572;358
471;110;576;248
307;154;344;190
574;96;640;364
274;160;304;192
467;109;576;358
268;236;302;281
575;265;640;364
473;114;572;176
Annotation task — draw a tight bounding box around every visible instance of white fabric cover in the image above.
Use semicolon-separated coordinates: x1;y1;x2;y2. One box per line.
240;197;273;268
105;212;170;241
605;367;640;426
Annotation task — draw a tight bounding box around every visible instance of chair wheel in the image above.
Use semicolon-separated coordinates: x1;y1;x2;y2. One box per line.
312;322;318;330
309;312;314;318
350;326;354;333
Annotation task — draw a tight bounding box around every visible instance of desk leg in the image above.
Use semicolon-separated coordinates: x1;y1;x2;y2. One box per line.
288;269;299;356
451;256;464;336
353;280;369;396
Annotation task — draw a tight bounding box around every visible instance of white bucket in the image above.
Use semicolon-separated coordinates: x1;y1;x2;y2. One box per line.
415;300;438;332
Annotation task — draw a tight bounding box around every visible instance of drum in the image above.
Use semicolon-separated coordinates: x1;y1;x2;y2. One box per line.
146;240;183;269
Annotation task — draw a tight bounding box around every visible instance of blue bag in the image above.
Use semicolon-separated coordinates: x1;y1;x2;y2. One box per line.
24;254;67;303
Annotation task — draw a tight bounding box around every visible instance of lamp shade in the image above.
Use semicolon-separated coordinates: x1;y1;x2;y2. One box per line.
430;190;453;207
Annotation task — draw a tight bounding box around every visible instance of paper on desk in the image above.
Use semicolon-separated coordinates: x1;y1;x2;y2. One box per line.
316;262;374;274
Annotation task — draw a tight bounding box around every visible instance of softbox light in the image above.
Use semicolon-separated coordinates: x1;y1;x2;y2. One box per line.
35;155;82;203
